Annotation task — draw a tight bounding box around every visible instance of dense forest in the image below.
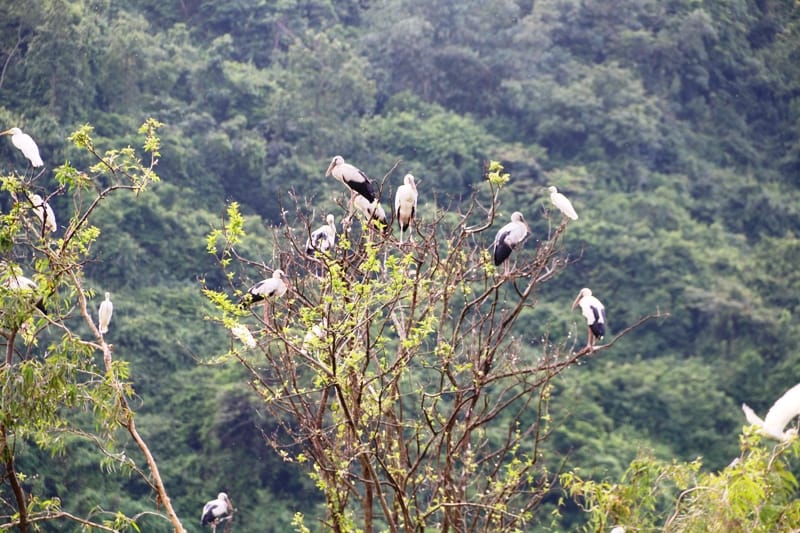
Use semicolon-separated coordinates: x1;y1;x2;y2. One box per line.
1;0;800;531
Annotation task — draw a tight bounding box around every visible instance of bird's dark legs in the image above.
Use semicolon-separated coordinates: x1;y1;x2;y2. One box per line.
586;328;594;353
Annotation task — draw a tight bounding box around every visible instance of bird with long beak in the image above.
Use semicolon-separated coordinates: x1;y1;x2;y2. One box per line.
572;288;606;352
306;214;336;256
395;173;418;243
201;492;234;531
240;269;290;324
1;127;43;167
30;193;57;233
326;155;377;204
548;186;578;221
492;211;529;274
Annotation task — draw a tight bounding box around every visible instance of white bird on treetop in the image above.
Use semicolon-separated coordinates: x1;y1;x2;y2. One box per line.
30;193;57;233
354;194;389;232
1;127;43;167
98;292;113;335
572;288;606;351
325;155;377;204
306;214;336;256
548;186;578;220
239;269;290;307
1;263;47;314
493;211;529;273
395;173;418;243
742;383;800;442
201;492;233;530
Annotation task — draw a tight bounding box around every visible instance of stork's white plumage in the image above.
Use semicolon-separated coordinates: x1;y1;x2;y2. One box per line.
1;127;43;167
240;269;290;307
742;383;800;442
493;211;529;273
30;194;57;233
201;492;233;529
325;155;377;204
306;214;336;255
354;195;389;231
548;186;578;220
2;264;47;314
301;318;328;355
395;173;418;243
572;288;606;351
98;291;113;335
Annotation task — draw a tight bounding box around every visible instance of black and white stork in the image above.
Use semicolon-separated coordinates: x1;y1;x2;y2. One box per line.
306;214;336;256
572;288;606;351
325;155;377;204
492;211;529;274
201;492;233;531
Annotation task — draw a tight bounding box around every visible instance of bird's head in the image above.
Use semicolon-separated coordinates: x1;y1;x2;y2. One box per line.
404;173;417;188
547;186;558;194
326;214;335;226
326;155;344;176
510;211;525;223
572;288;592;310
0;127;22;136
273;269;290;287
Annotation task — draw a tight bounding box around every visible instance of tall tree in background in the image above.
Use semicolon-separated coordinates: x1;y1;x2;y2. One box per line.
205;162;658;531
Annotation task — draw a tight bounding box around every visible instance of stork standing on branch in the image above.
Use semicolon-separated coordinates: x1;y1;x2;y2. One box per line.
572;288;606;352
548;186;578;221
394;173;418;243
492;211;529;274
306;214;336;256
201;492;234;532
325;155;377;204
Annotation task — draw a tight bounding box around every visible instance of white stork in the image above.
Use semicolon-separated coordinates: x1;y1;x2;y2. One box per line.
548;186;578;221
240;269;290;307
742;383;800;442
394;173;418;243
30;194;57;233
354;195;389;232
201;492;233;531
572;288;606;351
305;214;336;256
325;155;377;204
2;264;47;315
98;291;113;335
492;211;529;273
1;127;43;167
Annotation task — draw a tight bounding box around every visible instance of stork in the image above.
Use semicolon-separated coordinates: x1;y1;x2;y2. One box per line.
240;269;290;307
548;186;578;221
325;155;377;204
305;214;336;256
395;173;418;243
1;127;43;167
2;264;47;314
201;492;233;531
30;193;57;233
98;292;113;335
492;211;529;274
354;195;389;232
742;383;800;442
572;288;606;351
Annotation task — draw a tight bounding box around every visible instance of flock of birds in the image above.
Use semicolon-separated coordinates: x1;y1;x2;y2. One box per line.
3;128;800;530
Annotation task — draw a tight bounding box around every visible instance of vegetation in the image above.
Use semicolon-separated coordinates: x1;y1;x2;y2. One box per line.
0;0;798;531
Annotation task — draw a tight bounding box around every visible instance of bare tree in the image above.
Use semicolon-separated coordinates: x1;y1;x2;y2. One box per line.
205;161;659;532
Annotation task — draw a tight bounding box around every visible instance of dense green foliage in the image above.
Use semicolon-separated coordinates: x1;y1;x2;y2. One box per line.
1;0;799;530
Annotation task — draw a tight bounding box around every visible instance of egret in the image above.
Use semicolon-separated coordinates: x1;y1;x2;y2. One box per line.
2;265;47;315
493;211;529;273
742;383;800;442
239;269;290;308
1;127;43;167
325;155;377;204
572;288;606;351
548;186;578;221
98;292;113;335
30;193;57;233
395;173;418;243
201;492;233;531
354;194;389;232
305;214;336;256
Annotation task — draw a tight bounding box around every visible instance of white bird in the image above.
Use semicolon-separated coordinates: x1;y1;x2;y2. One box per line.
301;318;328;355
493;211;529;273
2;264;46;314
742;383;800;442
325;155;377;204
305;214;336;256
610;527;626;533
231;324;256;348
1;127;43;167
548;186;578;220
240;269;290;307
572;288;606;351
201;492;233;530
395;173;418;243
98;292;113;335
30;193;57;233
354;195;389;232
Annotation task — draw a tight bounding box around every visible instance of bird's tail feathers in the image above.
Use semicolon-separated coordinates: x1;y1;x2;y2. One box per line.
741;403;763;427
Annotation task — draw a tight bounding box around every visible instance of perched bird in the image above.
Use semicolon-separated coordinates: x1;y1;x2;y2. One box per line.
30;194;57;233
548;186;578;221
98;292;113;335
742;383;800;442
301;318;328;355
306;214;336;256
325;155;377;204
354;195;389;232
2;265;46;314
1;127;43;167
572;288;606;351
394;173;418;243
231;324;256;348
201;492;233;530
239;269;290;307
492;211;529;273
